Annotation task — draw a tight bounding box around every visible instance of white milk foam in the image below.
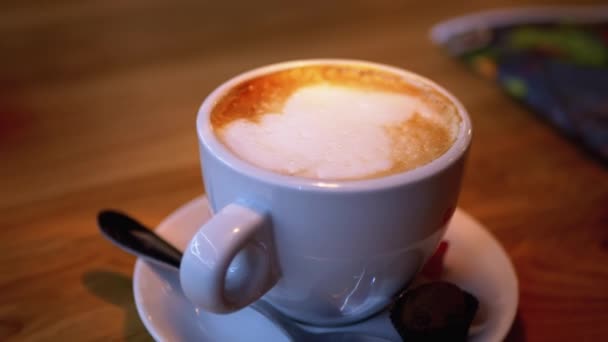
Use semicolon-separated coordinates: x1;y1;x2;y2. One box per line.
219;84;457;180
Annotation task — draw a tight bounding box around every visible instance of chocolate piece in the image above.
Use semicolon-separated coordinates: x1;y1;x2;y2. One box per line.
390;282;479;342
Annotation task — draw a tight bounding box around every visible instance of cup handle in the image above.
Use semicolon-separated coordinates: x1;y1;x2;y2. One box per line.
179;203;277;313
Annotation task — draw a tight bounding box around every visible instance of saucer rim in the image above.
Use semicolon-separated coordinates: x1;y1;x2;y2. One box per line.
134;262;162;341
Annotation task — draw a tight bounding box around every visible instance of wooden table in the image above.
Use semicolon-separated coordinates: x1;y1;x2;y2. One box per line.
1;0;606;340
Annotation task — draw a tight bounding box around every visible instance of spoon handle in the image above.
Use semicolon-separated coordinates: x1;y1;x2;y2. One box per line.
97;210;183;269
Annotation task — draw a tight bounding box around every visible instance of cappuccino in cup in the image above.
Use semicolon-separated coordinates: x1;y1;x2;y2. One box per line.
211;64;461;180
181;60;471;326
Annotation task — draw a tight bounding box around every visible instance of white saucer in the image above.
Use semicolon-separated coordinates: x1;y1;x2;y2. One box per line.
133;196;518;342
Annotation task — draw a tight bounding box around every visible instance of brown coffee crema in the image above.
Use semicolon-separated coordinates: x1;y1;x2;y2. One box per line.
210;64;461;180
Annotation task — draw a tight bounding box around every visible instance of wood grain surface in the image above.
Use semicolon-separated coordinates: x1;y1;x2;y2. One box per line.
1;0;607;341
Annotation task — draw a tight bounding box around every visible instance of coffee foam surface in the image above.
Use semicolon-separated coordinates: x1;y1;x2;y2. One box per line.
212;65;460;180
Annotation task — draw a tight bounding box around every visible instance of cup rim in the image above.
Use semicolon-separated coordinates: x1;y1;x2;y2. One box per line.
196;59;472;192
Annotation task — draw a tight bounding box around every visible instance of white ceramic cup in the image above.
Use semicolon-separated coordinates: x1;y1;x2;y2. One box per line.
180;59;472;326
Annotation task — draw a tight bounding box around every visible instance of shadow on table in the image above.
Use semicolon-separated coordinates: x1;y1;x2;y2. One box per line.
504;311;526;342
83;269;152;342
